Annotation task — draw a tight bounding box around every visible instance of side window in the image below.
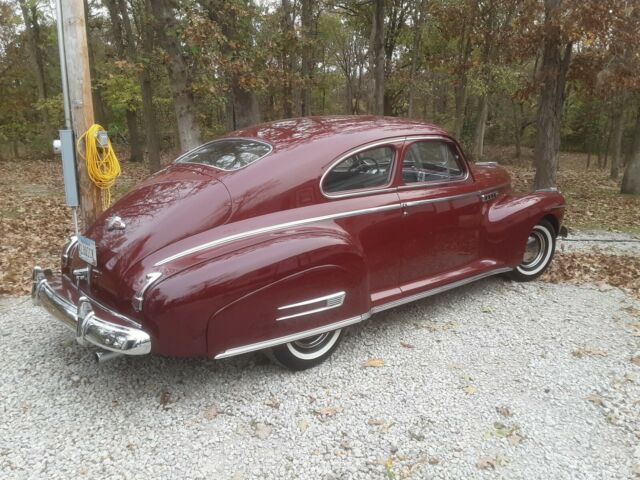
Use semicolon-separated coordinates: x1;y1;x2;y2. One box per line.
322;146;394;195
402;141;465;184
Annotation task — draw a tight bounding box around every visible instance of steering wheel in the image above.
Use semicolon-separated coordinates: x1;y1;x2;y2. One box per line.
348;156;380;174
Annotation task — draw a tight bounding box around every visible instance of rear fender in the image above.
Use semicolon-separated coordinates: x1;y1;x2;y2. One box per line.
484;191;565;267
143;225;367;357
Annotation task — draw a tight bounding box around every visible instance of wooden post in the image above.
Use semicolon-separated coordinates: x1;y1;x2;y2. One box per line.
61;0;101;228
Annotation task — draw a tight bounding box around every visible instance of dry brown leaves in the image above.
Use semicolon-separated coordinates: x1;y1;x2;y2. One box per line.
0;159;149;296
484;146;640;233
542;252;640;298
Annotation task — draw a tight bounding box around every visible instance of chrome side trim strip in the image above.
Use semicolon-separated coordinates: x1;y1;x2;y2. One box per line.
132;272;163;312
62;235;78;267
154;204;402;266
156;182;512;267
278;291;346;310
276;291;346;321
371;267;513;314
214;314;369;359
215;266;512;360
403;190;479;208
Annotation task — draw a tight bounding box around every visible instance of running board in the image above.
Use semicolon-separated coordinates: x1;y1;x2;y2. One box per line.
213;267;512;360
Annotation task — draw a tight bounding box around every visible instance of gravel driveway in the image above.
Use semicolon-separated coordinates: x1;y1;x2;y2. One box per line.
1;278;639;479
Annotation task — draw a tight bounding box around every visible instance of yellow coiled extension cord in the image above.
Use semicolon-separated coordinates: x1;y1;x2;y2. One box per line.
77;124;121;210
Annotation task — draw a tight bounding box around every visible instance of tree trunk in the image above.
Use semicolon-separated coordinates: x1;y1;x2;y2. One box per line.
472;95;488;159
621;106;640;195
104;0;143;161
280;0;294;118
150;0;201;152
407;1;425;119
372;0;385;116
610;93;626;180
231;79;261;130
300;0;314;116
18;0;48;125
453;27;472;139
83;0;106;125
141;0;161;173
533;0;572;190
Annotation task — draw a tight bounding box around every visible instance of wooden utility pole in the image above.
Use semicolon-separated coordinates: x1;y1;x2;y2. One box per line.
60;0;101;228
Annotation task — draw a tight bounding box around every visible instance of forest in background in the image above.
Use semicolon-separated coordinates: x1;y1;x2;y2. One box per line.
1;0;640;193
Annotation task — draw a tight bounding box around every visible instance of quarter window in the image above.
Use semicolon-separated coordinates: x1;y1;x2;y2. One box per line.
402;141;464;184
176;139;271;171
322;146;394;194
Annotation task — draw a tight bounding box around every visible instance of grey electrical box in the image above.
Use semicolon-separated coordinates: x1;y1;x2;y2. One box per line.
59;129;79;207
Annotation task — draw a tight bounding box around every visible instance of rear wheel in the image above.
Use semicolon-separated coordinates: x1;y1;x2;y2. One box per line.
508;219;556;282
270;329;344;370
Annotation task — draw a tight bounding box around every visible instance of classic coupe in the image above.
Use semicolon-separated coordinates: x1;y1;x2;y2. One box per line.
33;116;566;370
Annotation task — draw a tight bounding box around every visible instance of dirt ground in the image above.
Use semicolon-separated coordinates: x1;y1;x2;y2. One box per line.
1;146;639;296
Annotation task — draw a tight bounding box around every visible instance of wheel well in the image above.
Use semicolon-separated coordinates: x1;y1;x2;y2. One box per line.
542;214;559;236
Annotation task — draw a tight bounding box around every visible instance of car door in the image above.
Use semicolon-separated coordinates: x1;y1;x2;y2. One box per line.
320;141;404;305
397;138;483;292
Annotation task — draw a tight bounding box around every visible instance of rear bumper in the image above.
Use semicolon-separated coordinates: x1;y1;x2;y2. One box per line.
32;267;151;355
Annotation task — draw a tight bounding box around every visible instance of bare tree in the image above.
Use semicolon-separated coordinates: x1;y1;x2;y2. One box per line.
533;0;572;190
372;0;385;115
150;0;202;152
621;104;640;195
104;0;144;162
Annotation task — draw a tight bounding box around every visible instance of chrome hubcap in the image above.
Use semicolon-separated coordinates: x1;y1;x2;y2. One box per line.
292;332;330;351
522;231;545;267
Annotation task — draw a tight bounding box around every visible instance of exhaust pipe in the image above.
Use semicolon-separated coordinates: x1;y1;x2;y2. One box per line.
94;350;123;363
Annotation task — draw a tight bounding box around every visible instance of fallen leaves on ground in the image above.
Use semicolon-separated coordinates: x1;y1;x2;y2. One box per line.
572;347;608;359
543;252;640;298
314;406;343;417
496;406;513;417
0;159;149;296
585;394;605;406
486;146;640;233
362;358;385;368
477;456;499;470
463;385;477;395
203;405;218;420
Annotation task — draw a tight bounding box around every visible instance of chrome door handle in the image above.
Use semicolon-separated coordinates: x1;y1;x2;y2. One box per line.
481;191;498;202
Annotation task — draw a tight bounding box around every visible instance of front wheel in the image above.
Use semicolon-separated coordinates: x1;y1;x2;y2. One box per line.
270;329;344;370
508;219;556;282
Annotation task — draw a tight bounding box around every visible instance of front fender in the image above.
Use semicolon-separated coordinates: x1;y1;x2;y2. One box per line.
142;225;367;357
484;191;565;266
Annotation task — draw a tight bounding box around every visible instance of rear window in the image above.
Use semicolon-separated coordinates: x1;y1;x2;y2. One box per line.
176;139;272;171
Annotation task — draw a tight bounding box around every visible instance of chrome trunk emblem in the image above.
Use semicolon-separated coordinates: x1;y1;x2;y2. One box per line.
107;216;126;231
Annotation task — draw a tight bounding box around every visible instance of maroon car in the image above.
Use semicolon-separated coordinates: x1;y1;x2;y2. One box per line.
33;116;566;370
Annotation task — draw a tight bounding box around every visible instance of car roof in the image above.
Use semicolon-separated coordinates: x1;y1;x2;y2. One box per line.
226;116;451;157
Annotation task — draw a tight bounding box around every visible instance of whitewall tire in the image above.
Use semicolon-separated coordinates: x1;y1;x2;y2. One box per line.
270;329;344;370
508;218;556;282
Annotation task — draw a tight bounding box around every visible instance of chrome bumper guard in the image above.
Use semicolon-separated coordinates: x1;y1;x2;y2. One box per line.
32;267;151;356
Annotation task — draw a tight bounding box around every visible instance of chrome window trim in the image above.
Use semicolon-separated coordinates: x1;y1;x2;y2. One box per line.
174;137;273;172
276;291;346;321
154;182;511;267
319;137;405;199
214;266;511;360
400;136;470;188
